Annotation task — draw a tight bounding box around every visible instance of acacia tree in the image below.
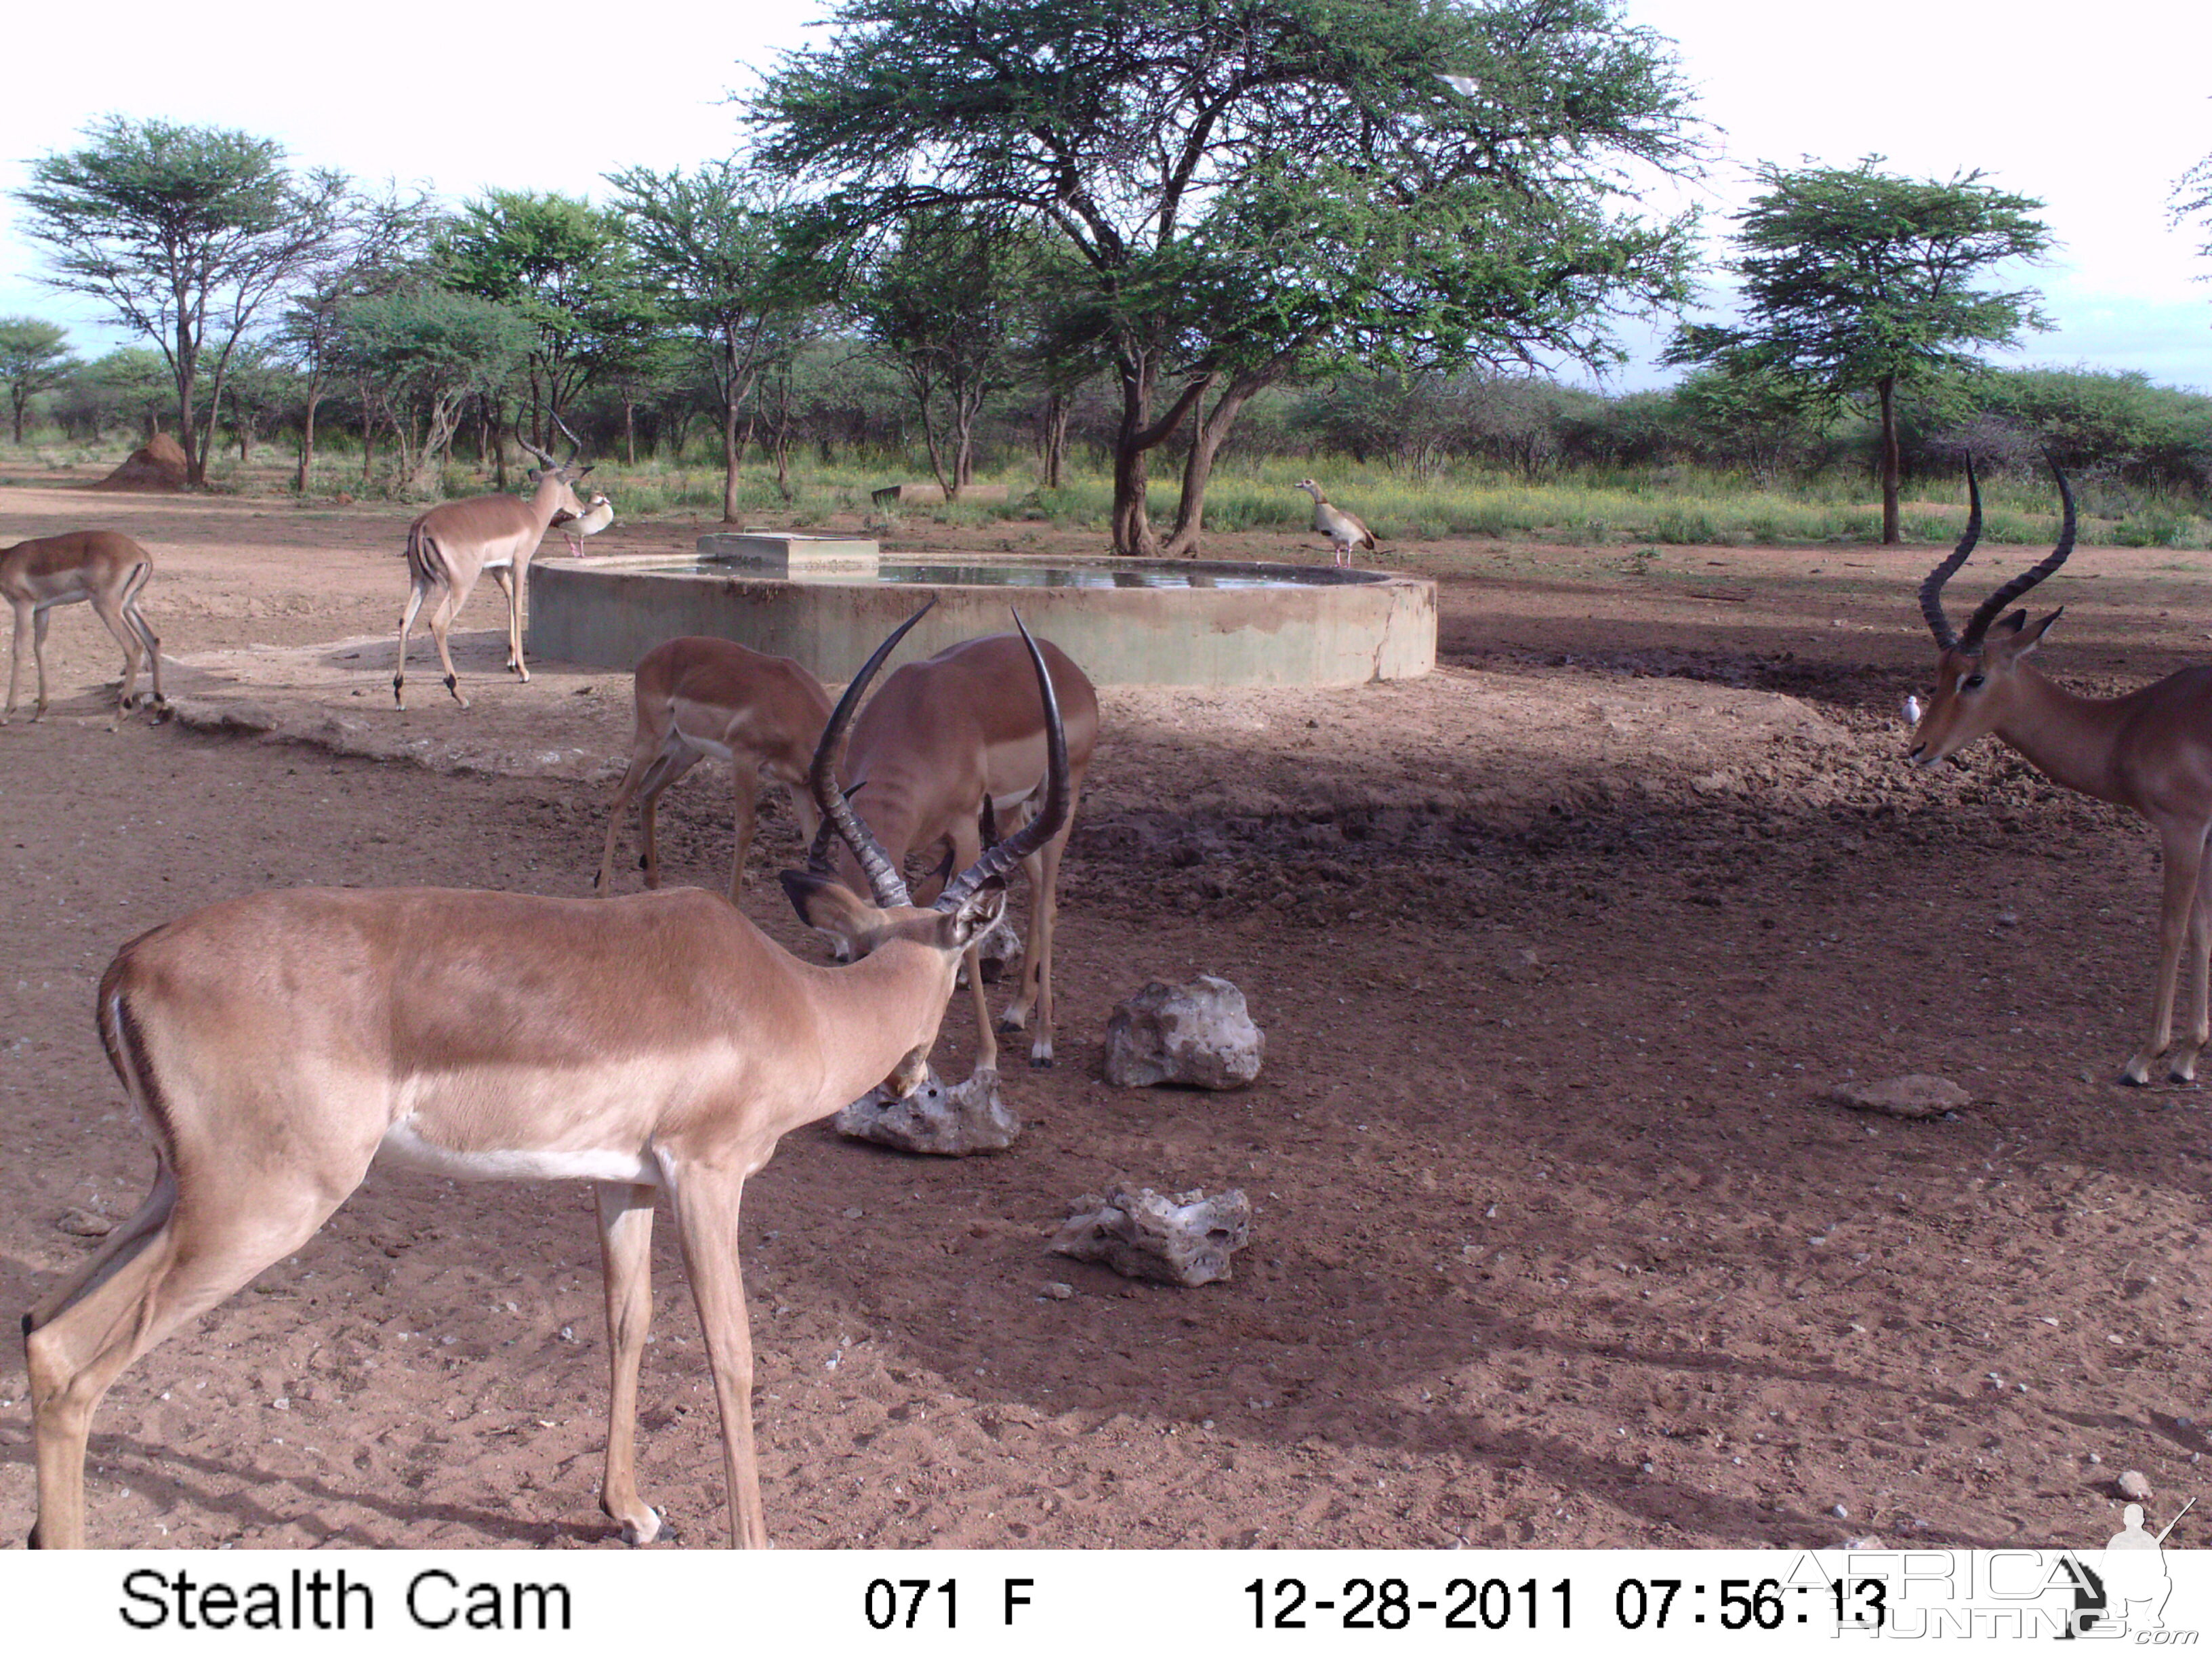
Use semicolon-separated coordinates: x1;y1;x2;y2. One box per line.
851;209;1033;497
756;0;1702;554
441;190;643;449
1666;157;2053;543
13;117;349;485
332;288;531;495
607;163;813;521
0;318;80;444
276;185;437;491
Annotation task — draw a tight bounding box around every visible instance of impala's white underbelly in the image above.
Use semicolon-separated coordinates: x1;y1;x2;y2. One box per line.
375;1120;661;1185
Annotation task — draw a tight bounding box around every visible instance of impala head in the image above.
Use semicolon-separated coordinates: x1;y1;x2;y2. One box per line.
1908;459;2076;768
517;414;594;520
779;598;1071;1094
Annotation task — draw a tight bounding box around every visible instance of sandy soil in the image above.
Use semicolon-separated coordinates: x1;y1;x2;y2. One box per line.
5;478;2212;1551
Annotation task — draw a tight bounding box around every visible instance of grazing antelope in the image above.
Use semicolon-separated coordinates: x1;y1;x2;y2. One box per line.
394;423;591;708
823;619;1098;1071
23;605;1069;1550
3;530;164;724
1294;478;1378;567
1910;461;2212;1085
561;492;615;556
594;636;832;903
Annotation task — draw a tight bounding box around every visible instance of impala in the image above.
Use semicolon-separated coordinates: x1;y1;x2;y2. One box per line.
23;605;1069;1550
594;636;832;903
394;422;591;708
823;622;1098;1071
2;530;164;724
1910;460;2212;1084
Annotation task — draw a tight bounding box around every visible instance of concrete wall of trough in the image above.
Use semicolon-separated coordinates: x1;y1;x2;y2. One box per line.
527;559;1435;687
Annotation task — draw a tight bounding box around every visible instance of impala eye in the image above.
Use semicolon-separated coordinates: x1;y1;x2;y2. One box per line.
1963;672;1985;691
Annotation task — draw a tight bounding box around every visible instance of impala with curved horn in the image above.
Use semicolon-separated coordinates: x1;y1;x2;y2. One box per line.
1909;460;2212;1084
393;417;592;708
815;615;1098;1072
24;603;1067;1549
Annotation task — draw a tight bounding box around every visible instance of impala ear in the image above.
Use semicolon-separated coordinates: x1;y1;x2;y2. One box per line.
779;870;878;942
2016;606;2064;653
944;876;1007;947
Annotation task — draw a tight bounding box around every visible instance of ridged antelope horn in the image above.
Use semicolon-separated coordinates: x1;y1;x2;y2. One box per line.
1917;455;1982;651
937;613;1069;913
552;411;588;469
811;602;935;908
515;428;559;470
1958;464;2076;651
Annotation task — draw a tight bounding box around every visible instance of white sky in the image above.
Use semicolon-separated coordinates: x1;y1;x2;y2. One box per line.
1;0;2207;393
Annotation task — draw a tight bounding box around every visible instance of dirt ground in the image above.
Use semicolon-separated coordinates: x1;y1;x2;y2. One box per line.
4;479;2211;1552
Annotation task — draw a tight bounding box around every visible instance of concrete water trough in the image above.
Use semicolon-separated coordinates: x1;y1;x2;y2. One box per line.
527;536;1435;687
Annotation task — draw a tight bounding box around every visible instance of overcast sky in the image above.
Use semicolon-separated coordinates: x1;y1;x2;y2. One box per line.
1;0;2207;392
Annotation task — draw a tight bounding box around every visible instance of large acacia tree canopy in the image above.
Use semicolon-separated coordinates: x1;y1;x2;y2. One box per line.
750;0;1706;373
1665;158;2055;394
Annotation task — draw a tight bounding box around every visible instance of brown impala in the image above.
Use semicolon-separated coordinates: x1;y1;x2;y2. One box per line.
24;605;1069;1549
1909;460;2212;1085
2;529;165;724
393;420;591;708
821;617;1099;1072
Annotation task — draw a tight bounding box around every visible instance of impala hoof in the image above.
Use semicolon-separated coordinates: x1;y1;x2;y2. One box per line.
995;1010;1029;1034
2118;1069;2152;1088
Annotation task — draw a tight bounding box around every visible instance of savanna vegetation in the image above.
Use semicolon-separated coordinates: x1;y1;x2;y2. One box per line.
5;0;2211;550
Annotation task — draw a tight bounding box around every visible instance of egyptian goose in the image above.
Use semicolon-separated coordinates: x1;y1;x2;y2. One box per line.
560;493;615;556
1294;478;1376;567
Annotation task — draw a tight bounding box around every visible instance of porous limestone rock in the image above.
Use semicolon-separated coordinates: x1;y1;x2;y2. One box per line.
1049;1182;1252;1287
834;1065;1020;1155
1103;975;1263;1089
1828;1074;1971;1120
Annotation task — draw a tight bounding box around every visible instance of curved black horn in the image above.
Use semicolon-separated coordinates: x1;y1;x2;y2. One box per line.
1918;455;1982;650
552;411;586;468
937;613;1069;913
811;602;935;908
515;428;558;470
1959;464;2076;651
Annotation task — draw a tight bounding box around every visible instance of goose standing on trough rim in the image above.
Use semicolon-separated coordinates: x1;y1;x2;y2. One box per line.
1294;478;1378;567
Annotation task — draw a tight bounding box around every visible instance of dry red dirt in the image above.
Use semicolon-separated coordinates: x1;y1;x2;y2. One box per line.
3;480;2211;1551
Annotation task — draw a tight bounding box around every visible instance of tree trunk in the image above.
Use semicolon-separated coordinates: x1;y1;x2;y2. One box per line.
722;392;743;524
1879;374;1902;546
1162;372;1268;558
623;396;636;467
295;378;323;493
10;390;25;445
1040;392;1069;491
1109;350;1211;556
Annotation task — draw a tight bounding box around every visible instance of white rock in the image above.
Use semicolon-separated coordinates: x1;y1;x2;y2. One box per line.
1103;976;1264;1090
835;1065;1020;1155
2118;1469;2154;1501
1049;1182;1252;1287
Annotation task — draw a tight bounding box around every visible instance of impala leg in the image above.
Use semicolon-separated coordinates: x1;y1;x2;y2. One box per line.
941;819;1000;1074
2123;827;2207;1085
426;582;470;708
726;766;762;904
2169;834;2212;1083
3;598;28;723
635;750;699;891
30;606;53;720
394;579;428;708
664;1165;768;1549
121;576;163;714
596;741;663;895
489;566;527;680
997;826;1065;1068
85;584;144;716
593;1181;664;1545
27;1179;339;1548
